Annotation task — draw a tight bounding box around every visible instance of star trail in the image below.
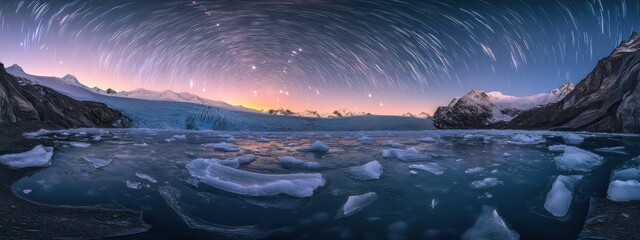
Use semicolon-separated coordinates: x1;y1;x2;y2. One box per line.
0;0;638;114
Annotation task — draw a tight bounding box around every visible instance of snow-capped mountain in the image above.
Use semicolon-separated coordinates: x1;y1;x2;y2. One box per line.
433;82;574;129
0;62;129;129
266;108;370;118
5;64;254;113
402;112;431;118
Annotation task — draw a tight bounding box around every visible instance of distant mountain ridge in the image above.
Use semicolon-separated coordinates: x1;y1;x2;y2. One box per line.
5;64;255;113
433;82;574;129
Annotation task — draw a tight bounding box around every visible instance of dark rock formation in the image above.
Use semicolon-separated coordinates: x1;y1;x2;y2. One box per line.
508;32;640;133
0;62;131;130
433;90;496;129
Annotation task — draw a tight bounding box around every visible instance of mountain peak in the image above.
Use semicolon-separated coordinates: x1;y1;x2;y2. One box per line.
62;74;80;85
614;31;640;54
6;64;24;73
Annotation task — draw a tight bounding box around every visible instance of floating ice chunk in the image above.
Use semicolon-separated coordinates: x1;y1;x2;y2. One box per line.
296;141;329;153
82;156;113;169
409;170;418;175
23;189;32;194
417;137;437;142
69;142;91;148
430;199;438;209
551;146;603;172
186;159;325;197
279;156;321;170
233;154;257;165
346;161;383;180
608;179;640;202
382;141;404;148
164;138;175;142
461;206;519;240
382;148;429;162
471;178;502;189
358;136;373;145
201;142;239;152
409;163;444;176
503;152;512;157
544;175;582;218
465;167;485;175
463;134;484;140
562;133;584;145
133;143;148;147
173;134;187;140
126;180;142;189
256;138;271;143
548;145;570;152
92;135;102;141
0;145;53;168
506;134;545;145
135;172;158;183
595;146;627;155
611;168;640;181
339;192;378;217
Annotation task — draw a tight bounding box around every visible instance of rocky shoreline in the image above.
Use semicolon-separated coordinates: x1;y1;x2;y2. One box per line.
0;135;149;239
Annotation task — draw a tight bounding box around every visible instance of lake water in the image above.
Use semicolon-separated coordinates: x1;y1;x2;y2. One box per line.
11;129;640;239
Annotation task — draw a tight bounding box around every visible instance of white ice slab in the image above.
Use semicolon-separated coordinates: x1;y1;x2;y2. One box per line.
544;175;582;218
346;161;383;180
0;145;53;168
339;192;378;217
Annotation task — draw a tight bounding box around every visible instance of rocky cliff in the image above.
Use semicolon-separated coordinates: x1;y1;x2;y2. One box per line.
507;32;640;133
0;62;130;130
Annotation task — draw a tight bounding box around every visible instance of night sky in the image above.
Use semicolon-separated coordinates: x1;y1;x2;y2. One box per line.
0;0;638;114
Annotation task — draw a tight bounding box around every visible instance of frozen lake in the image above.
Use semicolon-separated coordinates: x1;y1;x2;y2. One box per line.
10;129;640;239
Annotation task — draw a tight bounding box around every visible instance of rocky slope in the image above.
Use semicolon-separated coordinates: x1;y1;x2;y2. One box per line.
433;82;574;129
507;32;640;133
0;62;130;131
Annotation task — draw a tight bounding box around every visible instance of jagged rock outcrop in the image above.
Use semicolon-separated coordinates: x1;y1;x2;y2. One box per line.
433;82;574;129
0;62;131;129
507;32;640;133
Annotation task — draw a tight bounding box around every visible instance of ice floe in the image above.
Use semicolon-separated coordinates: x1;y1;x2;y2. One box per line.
135;172;158;183
345;161;383;180
186;159;325;197
548;145;603;172
126;180;142;189
595;146;627;155
409;163;444;176
201;142;240;152
506;134;545;145
465;167;485;175
69;142;91;148
470;178;502;189
339;192;378;217
461;206;519;240
382;147;429;161
544;175;582;218
562;133;584;145
296;141;329;153
607;156;640;202
82;156;113;169
22;189;32;194
173;134;187;140
0;145;53;168
382;140;404;148
278;156;321;170
417;137;437;142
